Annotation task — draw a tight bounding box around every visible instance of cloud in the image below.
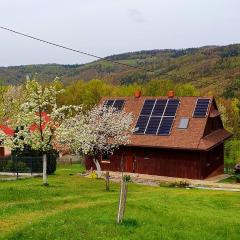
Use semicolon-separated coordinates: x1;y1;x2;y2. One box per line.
127;8;145;23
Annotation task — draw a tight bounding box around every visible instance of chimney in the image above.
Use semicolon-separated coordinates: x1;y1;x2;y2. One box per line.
168;90;174;98
134;90;141;98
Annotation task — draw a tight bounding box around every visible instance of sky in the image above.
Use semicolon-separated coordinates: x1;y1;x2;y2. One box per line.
0;0;240;66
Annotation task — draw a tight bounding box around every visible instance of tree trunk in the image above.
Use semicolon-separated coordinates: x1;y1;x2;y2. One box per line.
93;157;101;178
43;153;48;186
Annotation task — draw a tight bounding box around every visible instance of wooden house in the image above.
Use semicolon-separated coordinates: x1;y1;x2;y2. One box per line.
85;91;232;179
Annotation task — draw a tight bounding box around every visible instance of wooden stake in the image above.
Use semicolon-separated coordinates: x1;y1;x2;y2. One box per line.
106;171;110;191
117;177;128;223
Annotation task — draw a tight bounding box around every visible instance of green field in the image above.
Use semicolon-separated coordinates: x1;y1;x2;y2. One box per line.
0;165;240;240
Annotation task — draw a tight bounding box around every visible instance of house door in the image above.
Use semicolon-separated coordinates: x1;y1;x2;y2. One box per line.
125;155;136;173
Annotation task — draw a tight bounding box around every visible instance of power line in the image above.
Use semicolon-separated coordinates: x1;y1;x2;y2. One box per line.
0;26;150;73
0;25;188;83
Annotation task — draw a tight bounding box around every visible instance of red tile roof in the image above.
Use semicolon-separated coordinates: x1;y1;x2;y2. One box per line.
0;112;51;136
0;125;14;136
100;96;232;151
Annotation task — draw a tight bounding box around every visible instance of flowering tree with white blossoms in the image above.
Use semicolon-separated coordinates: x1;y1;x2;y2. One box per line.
0;84;24;123
3;79;80;185
56;105;133;178
56;104;133;224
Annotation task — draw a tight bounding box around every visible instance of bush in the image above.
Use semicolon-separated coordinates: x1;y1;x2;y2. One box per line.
225;140;240;165
169;179;190;188
17;161;30;173
234;163;240;174
12;148;58;175
1;159;33;173
235;174;240;183
90;171;97;179
3;160;15;172
46;150;58;174
123;175;131;182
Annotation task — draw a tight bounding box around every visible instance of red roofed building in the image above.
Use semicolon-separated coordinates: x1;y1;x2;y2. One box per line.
0;125;14;157
0;112;51;157
85;91;232;179
0;125;14;136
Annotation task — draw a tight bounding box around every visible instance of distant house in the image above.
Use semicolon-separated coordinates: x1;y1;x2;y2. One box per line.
86;91;232;179
0;125;14;157
0;112;50;158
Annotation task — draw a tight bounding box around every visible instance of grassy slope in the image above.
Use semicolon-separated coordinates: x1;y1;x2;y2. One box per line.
0;165;240;240
1;44;240;96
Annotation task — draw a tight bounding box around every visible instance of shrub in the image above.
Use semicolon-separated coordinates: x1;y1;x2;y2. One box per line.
90;171;97;179
12;148;58;175
235;163;240;174
169;179;190;188
46;150;58;174
123;175;131;182
3;160;15;172
235;174;240;183
17;162;30;173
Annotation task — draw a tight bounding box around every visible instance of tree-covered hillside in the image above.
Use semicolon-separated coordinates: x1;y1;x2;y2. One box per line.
1;44;240;97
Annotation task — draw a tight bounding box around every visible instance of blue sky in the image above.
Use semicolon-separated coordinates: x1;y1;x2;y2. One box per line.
0;0;240;66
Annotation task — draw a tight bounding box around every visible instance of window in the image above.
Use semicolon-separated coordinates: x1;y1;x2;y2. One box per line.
101;154;110;163
143;151;150;160
178;117;189;129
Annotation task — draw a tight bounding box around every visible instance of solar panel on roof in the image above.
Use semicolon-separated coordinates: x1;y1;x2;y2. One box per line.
157;117;174;135
135;115;149;134
193;99;210;118
103;99;125;111
113;100;125;111
134;98;180;135
140;99;156;115
145;116;162;134
104;100;114;107
164;99;179;116
152;100;167;116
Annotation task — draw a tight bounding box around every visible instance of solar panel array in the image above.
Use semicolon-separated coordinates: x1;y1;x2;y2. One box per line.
193;98;211;118
135;99;180;135
103;99;125;111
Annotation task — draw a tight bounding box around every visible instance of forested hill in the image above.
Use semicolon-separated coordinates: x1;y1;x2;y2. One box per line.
1;44;240;97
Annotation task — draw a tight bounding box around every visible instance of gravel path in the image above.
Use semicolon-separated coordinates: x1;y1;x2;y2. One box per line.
90;171;240;191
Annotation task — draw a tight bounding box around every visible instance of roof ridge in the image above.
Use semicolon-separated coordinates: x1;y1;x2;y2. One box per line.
101;96;214;99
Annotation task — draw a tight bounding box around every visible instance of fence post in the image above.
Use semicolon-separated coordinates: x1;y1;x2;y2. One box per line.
16;156;19;179
31;157;33;176
43;154;48;186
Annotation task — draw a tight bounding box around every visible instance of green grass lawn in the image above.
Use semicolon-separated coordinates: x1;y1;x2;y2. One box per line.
219;175;239;184
0;175;16;180
0;164;240;240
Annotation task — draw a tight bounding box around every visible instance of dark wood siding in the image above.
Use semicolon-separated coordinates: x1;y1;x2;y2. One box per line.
85;145;224;180
201;143;224;178
204;116;223;136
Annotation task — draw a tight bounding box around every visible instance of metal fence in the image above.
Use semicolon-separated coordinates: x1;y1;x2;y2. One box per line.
0;155;43;176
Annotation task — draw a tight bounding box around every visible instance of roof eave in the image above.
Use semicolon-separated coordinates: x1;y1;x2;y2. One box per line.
126;143;203;151
198;132;233;151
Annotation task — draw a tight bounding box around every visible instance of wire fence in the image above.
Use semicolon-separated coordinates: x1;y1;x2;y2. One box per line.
0;155;43;176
